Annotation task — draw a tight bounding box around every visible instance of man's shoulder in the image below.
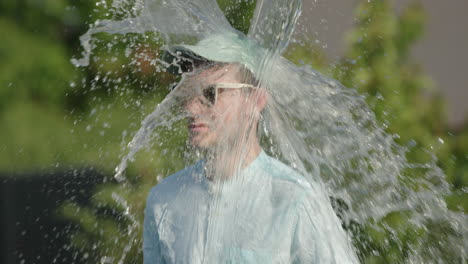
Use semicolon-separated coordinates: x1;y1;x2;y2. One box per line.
259;154;313;190
258;153;328;204
147;161;203;202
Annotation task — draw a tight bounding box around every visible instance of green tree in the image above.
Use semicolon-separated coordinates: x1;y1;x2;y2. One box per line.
334;0;466;200
329;1;466;262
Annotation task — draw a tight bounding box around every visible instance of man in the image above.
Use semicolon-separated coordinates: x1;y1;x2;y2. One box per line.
144;35;358;263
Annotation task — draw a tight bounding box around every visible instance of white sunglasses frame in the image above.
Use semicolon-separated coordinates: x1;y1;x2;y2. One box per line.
202;82;256;105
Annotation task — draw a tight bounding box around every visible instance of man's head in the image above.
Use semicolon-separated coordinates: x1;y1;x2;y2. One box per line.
180;63;266;149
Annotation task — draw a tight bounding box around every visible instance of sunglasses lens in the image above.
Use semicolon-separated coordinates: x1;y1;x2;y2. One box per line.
203;86;216;105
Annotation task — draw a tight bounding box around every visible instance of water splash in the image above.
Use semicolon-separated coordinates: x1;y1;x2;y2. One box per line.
72;0;467;263
114;92;187;182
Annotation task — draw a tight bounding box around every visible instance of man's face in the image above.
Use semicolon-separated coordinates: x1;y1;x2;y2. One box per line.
182;64;259;149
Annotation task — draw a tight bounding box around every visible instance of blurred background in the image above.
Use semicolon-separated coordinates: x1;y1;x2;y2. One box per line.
300;0;468;127
1;0;466;263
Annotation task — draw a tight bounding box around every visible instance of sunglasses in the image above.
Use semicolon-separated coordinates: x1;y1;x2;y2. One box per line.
200;82;256;105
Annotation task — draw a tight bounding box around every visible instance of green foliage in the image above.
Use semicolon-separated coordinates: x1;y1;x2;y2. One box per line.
217;0;257;34
61;175;155;263
335;1;442;148
0;18;75;111
284;41;329;72
327;1;466;262
333;0;466;191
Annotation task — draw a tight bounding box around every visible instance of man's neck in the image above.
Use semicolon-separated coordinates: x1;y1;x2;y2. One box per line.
205;136;262;182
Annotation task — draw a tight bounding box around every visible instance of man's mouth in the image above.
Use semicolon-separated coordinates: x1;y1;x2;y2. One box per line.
188;122;209;132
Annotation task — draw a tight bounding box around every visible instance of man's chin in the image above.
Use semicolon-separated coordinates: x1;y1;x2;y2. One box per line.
189;134;213;149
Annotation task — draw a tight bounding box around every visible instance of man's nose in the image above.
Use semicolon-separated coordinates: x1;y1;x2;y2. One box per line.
185;96;205;115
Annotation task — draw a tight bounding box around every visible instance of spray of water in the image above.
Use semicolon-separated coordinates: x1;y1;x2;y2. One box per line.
72;0;466;263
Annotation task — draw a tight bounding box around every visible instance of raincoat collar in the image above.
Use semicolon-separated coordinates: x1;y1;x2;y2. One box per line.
198;150;267;195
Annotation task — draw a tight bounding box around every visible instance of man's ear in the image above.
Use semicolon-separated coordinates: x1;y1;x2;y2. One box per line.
254;88;267;112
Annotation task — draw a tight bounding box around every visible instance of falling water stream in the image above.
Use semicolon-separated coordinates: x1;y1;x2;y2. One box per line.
72;0;466;263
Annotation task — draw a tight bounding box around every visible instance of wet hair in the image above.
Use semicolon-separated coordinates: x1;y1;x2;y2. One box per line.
162;48;209;75
162;47;259;86
237;64;260;87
